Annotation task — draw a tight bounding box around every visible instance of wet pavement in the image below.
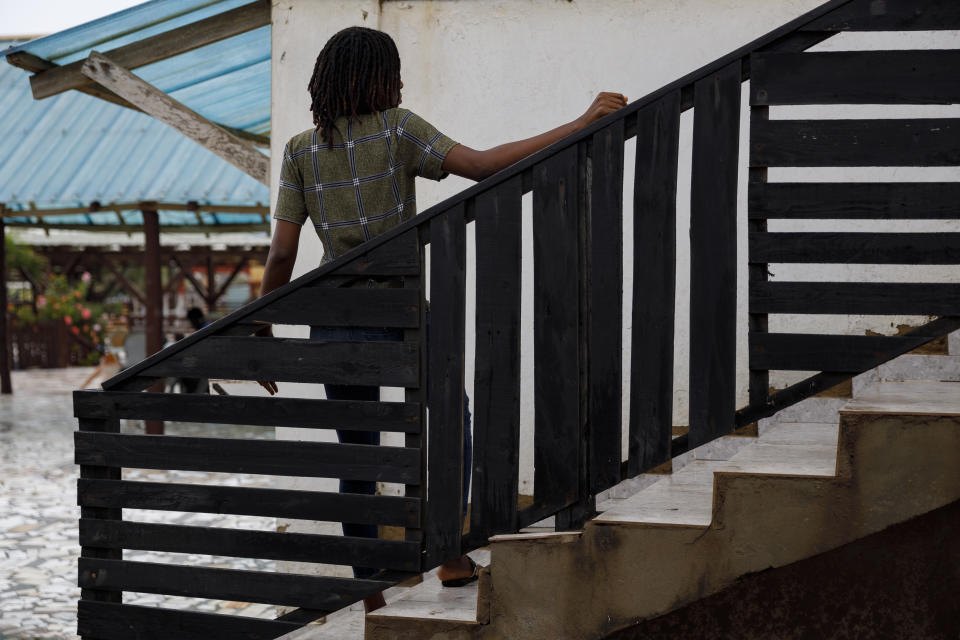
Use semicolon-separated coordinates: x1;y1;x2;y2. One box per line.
0;367;277;639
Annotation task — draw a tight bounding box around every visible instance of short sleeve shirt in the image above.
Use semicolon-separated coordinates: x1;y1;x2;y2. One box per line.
274;108;458;263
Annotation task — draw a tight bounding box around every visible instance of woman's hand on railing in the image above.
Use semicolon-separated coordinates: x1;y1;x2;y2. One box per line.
575;92;629;128
254;324;278;396
441;91;627;182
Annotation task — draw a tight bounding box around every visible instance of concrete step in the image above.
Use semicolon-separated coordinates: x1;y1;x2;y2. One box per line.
478;382;960;639
844;379;960;416
596;424;839;528
281;550;490;640
877;354;960;383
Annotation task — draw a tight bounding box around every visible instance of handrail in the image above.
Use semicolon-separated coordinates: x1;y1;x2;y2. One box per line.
102;0;856;391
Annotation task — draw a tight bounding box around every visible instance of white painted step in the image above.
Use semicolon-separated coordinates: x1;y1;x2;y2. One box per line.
595;421;840;527
878;354;960;383
279;550;490;639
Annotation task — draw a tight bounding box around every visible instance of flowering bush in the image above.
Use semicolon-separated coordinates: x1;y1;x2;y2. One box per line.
10;274;119;365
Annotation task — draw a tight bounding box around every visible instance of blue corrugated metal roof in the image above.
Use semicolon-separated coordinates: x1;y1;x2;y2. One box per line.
3;0;270;134
0;0;271;230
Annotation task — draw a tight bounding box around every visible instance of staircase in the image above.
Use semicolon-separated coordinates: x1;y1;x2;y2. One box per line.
352;340;960;639
72;0;960;638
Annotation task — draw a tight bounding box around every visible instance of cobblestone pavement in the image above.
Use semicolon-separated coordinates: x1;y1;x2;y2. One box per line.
0;368;278;639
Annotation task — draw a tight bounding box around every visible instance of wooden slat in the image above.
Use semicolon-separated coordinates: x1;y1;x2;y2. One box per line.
425;204;466;568
79;53;269;185
751;118;960;167
750;282;960;316
750;232;960;264
79;518;421;571
749;182;960;219
532;145;581;513
247;287;419;327
74;432;420;483
78;601;299;640
748;106;771;409
751;50;960;105
802;0;960;31
402;240;427;555
73;390;420;433
78;557;390;610
628;91;681;476
737;316;960;426
78;479;419;527
213;322;260;337
327;230;421;277
76;417;122;606
585;120;626;492
750;333;935;372
470;177;523;543
757;30;835;54
141;336;419;387
689;62;741;449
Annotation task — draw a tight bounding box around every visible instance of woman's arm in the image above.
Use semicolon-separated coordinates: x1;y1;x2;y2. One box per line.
259;219;303;298
442;92;627;181
255;219;303;395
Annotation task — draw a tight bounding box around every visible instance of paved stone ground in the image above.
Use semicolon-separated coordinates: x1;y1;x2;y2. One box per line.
0;367;278;639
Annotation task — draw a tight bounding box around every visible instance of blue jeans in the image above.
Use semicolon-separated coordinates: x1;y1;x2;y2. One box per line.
310;324;472;578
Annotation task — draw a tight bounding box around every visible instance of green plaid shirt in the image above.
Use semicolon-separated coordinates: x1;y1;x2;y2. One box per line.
274;108;458;263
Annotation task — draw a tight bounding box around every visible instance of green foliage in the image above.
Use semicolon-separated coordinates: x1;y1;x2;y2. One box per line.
4;235;47;276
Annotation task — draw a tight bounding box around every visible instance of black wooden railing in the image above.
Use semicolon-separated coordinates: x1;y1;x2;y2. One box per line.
73;0;960;637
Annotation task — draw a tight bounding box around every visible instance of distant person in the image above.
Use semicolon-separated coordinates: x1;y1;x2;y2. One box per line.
187;307;209;331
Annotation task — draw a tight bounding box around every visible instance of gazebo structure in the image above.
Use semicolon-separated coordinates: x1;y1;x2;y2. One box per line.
1;0;273;400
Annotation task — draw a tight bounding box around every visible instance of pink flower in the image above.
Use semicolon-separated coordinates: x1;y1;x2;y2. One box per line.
81;272;91;282
64;316;72;325
82;308;91;319
37;296;46;308
93;324;102;331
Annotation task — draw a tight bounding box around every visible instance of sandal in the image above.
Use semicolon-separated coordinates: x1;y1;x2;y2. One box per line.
440;557;481;588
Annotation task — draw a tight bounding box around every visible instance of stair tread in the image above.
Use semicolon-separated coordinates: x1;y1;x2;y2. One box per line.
759;422;840;446
368;549;489;623
595;425;842;526
722;443;838;476
844;380;960;416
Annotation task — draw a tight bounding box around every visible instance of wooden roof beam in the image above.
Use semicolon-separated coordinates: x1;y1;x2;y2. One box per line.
0;222;268;233
0;202;269;218
27;0;269;100
80;52;269;185
6;50;142;110
5;51;269;148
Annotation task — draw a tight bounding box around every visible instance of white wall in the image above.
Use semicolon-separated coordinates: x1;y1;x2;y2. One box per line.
269;1;960;551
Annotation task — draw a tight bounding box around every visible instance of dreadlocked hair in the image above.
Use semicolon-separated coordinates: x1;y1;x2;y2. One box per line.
308;27;402;149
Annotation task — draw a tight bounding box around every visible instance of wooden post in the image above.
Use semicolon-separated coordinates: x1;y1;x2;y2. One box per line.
142;209;164;434
0;220;12;394
206;253;216;310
